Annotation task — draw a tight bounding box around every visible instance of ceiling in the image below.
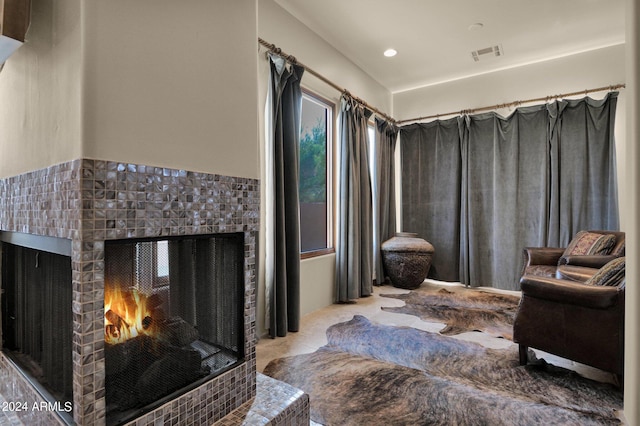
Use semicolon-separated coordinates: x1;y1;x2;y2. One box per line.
274;0;626;94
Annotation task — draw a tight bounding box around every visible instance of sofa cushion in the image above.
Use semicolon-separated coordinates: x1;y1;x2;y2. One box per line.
586;257;625;287
562;231;616;258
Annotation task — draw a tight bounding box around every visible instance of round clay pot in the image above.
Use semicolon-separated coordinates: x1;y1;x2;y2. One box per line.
381;232;435;289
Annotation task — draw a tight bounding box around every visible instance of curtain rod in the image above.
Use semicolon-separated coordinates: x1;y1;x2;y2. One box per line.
258;37;625;126
259;38;396;124
396;83;626;125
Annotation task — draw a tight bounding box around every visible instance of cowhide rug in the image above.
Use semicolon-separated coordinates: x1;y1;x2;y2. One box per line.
263;316;622;426
381;284;520;339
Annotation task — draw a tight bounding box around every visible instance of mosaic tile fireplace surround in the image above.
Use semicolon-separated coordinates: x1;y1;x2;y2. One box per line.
0;159;260;425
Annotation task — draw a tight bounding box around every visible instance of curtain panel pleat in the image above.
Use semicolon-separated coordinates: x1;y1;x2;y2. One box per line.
373;118;399;284
461;106;551;289
400;93;619;291
266;54;304;337
548;93;620;245
400;118;463;282
335;95;374;302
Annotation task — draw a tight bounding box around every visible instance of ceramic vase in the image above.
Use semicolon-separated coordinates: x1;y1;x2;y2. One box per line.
381;232;434;289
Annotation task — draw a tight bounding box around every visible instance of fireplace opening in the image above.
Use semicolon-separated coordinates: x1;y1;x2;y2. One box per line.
1;240;74;410
104;233;245;425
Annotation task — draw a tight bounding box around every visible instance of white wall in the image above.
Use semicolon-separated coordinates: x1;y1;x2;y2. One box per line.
0;0;83;178
82;0;259;179
0;0;259;181
624;0;639;423
258;0;391;115
393;44;625;121
256;0;392;337
393;44;628;229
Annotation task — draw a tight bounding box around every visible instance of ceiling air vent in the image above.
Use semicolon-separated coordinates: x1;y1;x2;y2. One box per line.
471;44;503;62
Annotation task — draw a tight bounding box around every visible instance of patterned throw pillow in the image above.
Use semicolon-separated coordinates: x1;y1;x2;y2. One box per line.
562;231;617;258
610;239;625;257
586;257;625;287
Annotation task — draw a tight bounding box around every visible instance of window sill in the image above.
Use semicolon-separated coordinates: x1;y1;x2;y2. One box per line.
301;247;335;260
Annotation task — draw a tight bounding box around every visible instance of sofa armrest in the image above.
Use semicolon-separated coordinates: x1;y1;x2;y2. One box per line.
522;247;565;266
519;275;622;309
559;254;617;269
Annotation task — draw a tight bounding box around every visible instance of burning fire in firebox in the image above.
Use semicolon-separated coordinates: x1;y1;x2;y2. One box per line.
104;282;161;344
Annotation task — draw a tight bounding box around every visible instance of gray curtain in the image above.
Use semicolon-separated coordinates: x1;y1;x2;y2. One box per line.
373;117;398;284
400;117;462;282
461;106;552;289
400;93;619;291
268;54;304;336
335;95;374;302
548;92;619;245
168;237;242;351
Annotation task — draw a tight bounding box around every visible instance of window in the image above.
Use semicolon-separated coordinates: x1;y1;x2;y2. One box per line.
156;240;169;278
368;123;376;215
135;241;170;290
368;123;379;281
299;91;333;258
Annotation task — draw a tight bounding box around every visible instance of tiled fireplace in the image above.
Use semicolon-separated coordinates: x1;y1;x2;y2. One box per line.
0;159;260;425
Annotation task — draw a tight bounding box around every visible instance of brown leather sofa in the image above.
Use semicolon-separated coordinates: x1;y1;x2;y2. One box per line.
513;274;625;381
515;231;625;382
521;230;625;282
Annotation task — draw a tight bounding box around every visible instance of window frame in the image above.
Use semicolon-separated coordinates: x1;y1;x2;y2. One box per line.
152;240;170;289
299;88;335;259
134;241;169;291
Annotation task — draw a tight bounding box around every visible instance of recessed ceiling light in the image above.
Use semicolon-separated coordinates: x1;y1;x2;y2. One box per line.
384;48;397;58
468;23;484;31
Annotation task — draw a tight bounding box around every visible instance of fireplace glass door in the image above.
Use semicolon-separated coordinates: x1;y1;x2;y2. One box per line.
1;242;73;406
104;233;244;424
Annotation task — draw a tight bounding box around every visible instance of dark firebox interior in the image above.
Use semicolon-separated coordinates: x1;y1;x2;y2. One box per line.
1;243;73;406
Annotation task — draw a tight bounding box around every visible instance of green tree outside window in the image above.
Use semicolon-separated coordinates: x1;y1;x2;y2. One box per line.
299;119;327;203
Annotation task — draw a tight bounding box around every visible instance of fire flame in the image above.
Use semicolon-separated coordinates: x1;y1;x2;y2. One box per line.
104;282;157;345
